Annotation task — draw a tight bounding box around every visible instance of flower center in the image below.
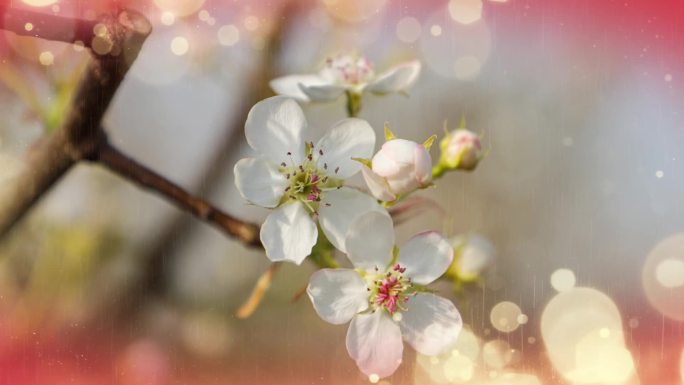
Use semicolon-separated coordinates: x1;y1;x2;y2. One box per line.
368;264;414;315
326;54;375;85
280;142;343;211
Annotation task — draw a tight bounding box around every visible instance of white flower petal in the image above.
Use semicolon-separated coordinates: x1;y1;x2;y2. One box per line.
269;74;330;102
299;83;346;102
245;96;308;165
260;203;317;265
372;139;419;176
318;187;384;253
400;293;462;356
316;118;376;179
366;60;421;95
397;231;453;285
414;144;433;186
307;269;369;325
346;311;403;378
345;211;395;271
233;157;287;208
360;165;397;202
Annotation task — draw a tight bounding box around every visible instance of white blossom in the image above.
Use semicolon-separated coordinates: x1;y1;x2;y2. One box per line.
307;212;462;379
234;96;383;264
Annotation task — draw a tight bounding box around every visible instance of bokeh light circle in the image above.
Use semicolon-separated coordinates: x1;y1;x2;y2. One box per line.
153;0;206;17
642;233;684;321
541;287;636;383
396;17;421;43
321;0;387;23
482;340;513;369
550;268;576;292
21;0;58;6
490;301;523;333
448;0;483;25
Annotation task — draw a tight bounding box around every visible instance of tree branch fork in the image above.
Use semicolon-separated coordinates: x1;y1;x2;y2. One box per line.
0;5;262;247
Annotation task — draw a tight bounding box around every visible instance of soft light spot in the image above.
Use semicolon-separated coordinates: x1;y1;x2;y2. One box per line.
541;287;636;384
392;312;403;322
482;340;513;369
665;73;673;82
160;11;176;26
154;0;206;17
443;354;474;382
517;314;529;325
39;51;54;66
642;233;684;321
656;170;664;178
490;301;522;333
92;35;113;55
655;258;684;288
170;36;189;56
448;0;483;25
454;56;481;80
94;23;108;37
430;24;442;36
369;374;380;383
24;22;34;31
217;25;240;46
396;17;421;43
550;268;576;292
527;336;536;344
21;0;57;6
244;15;260;31
628;318;639;328
321;0;387;23
198;9;210;21
73;41;85;52
51;4;59;12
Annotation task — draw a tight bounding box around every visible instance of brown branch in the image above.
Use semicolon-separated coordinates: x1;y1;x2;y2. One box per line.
0;4;99;46
0;9;152;238
93;137;262;247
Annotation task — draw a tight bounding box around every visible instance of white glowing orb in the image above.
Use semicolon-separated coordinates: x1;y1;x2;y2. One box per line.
488;372;542;385
490;301;522;333
642;233;684;321
655;259;684;288
217;25;240;47
369;374;380;383
21;0;58;6
541;287;637;384
170;36;189;56
153;0;205;17
448;0;483;25
160;11;176;26
39;51;54;66
321;0;387;23
443;353;474;383
430;24;443;36
550;268;576;292
414;327;481;384
396;17;421;43
482;340;513;369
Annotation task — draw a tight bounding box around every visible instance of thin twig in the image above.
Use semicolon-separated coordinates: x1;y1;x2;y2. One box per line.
93;137;262;247
0;4;99;46
0;8;152;238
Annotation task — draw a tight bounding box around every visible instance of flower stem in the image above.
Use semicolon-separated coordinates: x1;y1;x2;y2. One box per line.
345;91;362;117
432;163;446;180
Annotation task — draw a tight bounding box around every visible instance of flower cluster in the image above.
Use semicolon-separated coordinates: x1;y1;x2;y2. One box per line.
234;55;485;380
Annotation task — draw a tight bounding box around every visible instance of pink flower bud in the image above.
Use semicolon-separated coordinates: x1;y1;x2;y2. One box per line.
439;129;482;171
361;139;432;202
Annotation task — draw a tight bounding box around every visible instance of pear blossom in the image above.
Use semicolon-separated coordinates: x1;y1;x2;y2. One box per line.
234;96;383;264
307;211;462;379
270;53;421;115
437;128;483;173
360;128;434;203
